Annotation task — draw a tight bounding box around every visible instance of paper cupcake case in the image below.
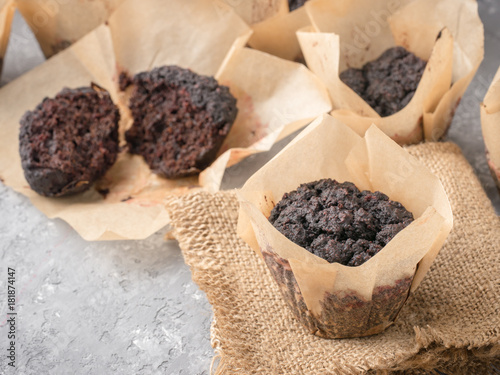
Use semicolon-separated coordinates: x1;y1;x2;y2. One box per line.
260;250;318;334
247;1;311;62
0;0;15;77
261;248;413;338
297;0;484;145
218;0;312;62
238;114;453;338
481;65;500;190
0;0;332;241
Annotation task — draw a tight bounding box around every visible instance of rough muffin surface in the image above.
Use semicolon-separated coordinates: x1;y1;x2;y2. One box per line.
268;179;414;266
340;46;426;117
124;65;238;179
19;85;120;197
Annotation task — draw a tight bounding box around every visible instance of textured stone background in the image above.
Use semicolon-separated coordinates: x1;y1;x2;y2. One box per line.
0;1;499;374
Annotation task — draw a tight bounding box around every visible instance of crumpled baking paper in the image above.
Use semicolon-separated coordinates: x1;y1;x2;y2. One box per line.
0;0;331;240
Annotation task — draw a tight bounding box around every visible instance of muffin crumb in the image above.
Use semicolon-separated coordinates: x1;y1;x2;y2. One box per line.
269;178;414;266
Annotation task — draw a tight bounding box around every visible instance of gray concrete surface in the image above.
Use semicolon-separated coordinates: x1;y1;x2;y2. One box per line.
1;1;499;374
0;12;214;375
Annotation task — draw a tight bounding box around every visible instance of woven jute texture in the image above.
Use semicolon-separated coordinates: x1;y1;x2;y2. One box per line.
166;142;500;374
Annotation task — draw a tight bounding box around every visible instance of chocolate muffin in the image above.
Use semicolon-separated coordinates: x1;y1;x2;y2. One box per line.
124;65;238;179
268;179;414;266
340;46;426;117
19;84;120;197
288;0;309;11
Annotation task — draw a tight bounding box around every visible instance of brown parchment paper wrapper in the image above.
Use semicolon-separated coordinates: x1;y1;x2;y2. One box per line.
0;0;331;241
299;0;484;145
108;0;249;78
221;0;287;25
201;45;332;191
248;2;311;61
15;0;125;58
237;114;453;338
480;66;500;190
0;0;15;77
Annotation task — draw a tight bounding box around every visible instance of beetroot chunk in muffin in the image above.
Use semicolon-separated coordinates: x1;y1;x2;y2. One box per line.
124;65;238;179
268;179;414;267
19;84;120;197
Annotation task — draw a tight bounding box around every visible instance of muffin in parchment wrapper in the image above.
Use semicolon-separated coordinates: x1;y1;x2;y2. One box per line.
297;0;484;145
237;114;453;338
480;66;500;191
15;0;125;58
0;0;331;241
0;0;15;77
109;0;331;192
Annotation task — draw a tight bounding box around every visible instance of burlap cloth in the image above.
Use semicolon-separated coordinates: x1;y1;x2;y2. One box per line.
166;142;500;374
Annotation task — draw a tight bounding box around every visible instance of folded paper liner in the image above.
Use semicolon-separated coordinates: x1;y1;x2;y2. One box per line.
481;65;500;189
220;0;311;61
165;142;499;373
15;0;125;58
300;0;484;144
16;0;290;58
236;115;453;338
18;0;286;52
222;0;287;25
0;0;15;77
0;0;331;241
248;4;311;61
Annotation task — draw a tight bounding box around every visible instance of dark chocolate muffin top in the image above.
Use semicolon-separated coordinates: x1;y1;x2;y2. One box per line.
340;46;427;117
124;65;238;179
19;85;120;197
268;179;414;267
288;0;309;11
